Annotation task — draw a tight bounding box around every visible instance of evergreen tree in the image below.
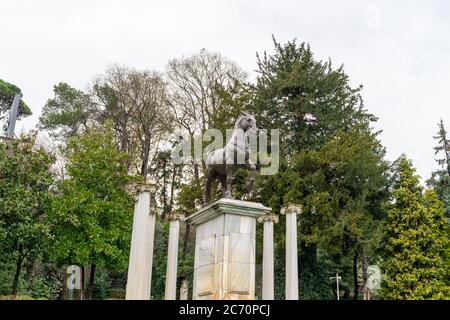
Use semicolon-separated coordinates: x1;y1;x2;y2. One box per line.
0;79;32;120
427;120;450;219
252;37;389;299
38;82;94;140
382;156;449;299
253;37;375;157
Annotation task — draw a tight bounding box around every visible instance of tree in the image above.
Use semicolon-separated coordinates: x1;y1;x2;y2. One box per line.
427;119;450;219
151;149;183;217
251;37;388;299
259;125;388;299
167;49;247;180
165;51;248;291
253;37;374;158
0;79;32;121
382;156;449;300
92;66;172;179
39;67;173;181
0;133;55;295
167;49;247;134
47;124;136;299
433;119;450;177
39;82;94;140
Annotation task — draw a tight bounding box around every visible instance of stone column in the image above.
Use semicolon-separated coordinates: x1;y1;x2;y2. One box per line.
165;212;184;300
126;182;157;300
280;203;302;300
257;214;279;300
186;198;271;300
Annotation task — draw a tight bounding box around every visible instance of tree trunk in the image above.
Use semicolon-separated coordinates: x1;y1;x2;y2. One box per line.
444;136;450;178
80;266;85;300
361;254;369;300
86;264;96;300
169;165;178;212
343;289;350;300
194;163;199;180
180;222;191;303
61;265;68;300
140;134;151;180
353;252;358;300
438;120;450;178
163;159;168;215
11;254;23;296
120;125;128;154
182;223;190;260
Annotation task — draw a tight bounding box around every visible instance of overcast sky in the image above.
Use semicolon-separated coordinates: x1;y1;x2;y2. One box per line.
1;0;450;182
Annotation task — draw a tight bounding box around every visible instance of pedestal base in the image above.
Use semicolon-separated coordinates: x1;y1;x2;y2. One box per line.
186;198;271;300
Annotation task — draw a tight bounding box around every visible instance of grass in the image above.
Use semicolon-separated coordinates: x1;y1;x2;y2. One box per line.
0;295;35;300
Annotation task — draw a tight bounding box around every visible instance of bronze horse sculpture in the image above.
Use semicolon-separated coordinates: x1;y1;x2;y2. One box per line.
204;112;259;204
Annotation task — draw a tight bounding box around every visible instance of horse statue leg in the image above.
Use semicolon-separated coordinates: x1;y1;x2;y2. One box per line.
204;167;215;205
246;160;256;192
225;165;234;199
219;175;227;198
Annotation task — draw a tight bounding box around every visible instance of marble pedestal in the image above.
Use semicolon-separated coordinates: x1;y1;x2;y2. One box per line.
186;198;271;300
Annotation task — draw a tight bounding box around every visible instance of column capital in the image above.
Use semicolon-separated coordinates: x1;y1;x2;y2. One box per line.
166;211;185;222
136;181;157;193
280;203;302;215
131;181;157;202
257;213;279;224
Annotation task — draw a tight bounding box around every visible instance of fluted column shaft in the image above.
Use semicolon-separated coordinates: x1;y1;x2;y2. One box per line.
126;183;157;300
258;214;279;300
165;213;184;300
281;203;302;300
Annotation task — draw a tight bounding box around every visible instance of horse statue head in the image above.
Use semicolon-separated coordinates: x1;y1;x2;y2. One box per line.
234;112;258;137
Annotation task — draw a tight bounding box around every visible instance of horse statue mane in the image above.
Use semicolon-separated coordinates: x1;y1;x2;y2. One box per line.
204;112;258;204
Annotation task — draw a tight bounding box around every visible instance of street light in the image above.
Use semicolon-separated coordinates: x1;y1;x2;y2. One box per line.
329;273;342;300
2;94;20;138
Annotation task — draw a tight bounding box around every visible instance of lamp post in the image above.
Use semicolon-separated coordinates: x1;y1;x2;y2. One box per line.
2;94;20;138
330;273;342;300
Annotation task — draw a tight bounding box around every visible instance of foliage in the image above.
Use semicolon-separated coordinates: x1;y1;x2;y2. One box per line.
4;39;449;301
427;120;450;219
0;133;55;294
47;124;135;273
0;261;26;295
28;277;61;300
167;49;247;135
92;66;173;178
0;79;32;119
251;37;389;299
177;178;204;215
91;268;113;300
253;37;375;157
0;295;35;300
150;221;169;300
39;82;94;140
381;156;449;299
151;149;182;216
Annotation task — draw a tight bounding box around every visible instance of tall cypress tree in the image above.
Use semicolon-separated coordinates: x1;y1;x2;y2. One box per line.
427;120;450;219
252;37;389;299
382;156;449;300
